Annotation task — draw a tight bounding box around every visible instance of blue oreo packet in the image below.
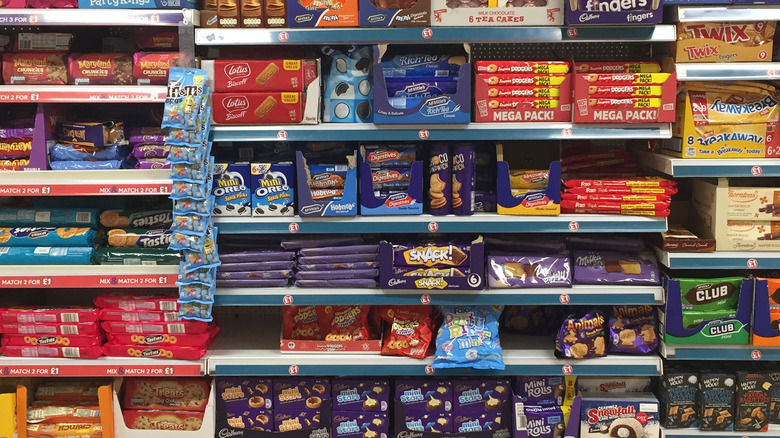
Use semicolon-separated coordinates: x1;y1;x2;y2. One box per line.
433;305;504;370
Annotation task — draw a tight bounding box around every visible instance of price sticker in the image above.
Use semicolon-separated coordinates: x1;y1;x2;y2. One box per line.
50;367;59;375
283;295;294;305
420;294;431;305
425;364;435;375
751;166;763;176
561;128;573;137
568;221;579;232
288;223;300;233
428;222;439;232
566;28;578;38
562;364;573;375
277;130;288;140
28;15;38;24
419;130;430;140
751;350;762;361
769;69;778;80
279;31;290;42
747;259;758;269
559;293;571;304
289;365;300;375
165;367;174;375
422;28;433;39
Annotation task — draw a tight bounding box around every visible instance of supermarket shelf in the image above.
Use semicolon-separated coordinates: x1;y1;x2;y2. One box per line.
0;357;203;377
0;8;197;26
635;150;780;177
214;214;668;234
663;425;780;438
0;265;178;288
676;4;780;21
661;343;780;361
195;25;676;45
206;331;662;376
0;85;167;103
0;169;171;196
655;247;780;270
214;285;665;306
676;63;780;81
210;123;673;142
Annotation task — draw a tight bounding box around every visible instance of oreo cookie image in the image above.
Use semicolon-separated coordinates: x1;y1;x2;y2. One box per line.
356;102;372;121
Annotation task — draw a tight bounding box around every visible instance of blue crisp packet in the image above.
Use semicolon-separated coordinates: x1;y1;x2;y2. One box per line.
168;142;212;165
173;196;214;217
179;301;213;322
170;156;213;184
50;160;123;170
162;67;207;130
171;213;212;236
176;266;217;286
433;305;504;370
179;282;214;302
181;229;221;273
50;143;127;162
170;177;213;201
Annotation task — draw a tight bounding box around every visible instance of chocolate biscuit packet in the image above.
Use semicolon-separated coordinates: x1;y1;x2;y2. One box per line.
555;309;606;360
607;305;658;354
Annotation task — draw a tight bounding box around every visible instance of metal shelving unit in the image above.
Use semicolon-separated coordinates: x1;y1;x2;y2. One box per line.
0;356;203;377
661;342;780;361
0;265;177;288
0;169;171;196
635;150;780;177
0;85;167;104
656;247;780;270
676;63;780;81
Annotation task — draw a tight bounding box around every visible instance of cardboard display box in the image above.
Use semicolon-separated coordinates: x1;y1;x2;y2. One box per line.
288;0;359;26
473;72;572;123
359;161;424;215
431;0;563;26
565;0;663;24
296;150;358;217
496;142;561;216
752;278;780;346
359;0;430;26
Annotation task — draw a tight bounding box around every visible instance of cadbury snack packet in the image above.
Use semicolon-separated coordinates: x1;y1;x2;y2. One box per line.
428;144;451;215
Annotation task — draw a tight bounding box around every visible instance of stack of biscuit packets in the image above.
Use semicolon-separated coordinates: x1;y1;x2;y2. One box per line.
162;67;220;323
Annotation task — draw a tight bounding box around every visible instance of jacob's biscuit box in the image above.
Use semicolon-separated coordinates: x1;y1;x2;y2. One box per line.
676;21;776;63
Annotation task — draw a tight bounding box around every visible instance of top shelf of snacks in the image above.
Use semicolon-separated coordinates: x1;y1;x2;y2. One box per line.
195;25;676;46
0;8;198;26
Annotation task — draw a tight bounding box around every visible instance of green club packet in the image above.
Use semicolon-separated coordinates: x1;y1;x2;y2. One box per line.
683;309;738;329
679;277;743;312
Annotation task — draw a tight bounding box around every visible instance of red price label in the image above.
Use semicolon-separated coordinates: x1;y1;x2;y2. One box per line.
559;293;571;304
420;294;431;305
425;364;435;375
283;295;294;305
748;259;758;269
568;221;579;231
289;365;300;375
277;130;288;140
28;15;38;24
422;28;433;39
752;350;762;360
288;223;300;233
769;69;778;80
428;222;439;232
760;51;768;60
562;364;573;375
150;14;160;22
279;31;290;42
566;28;578;38
751;166;763;176
561;128;573;137
418;130;430;140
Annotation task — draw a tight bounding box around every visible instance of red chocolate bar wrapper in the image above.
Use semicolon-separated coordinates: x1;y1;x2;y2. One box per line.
475;60;570;74
103;342;207;360
133;28;179;50
0;158;30;170
561;199;670;211
587;85;663;97
133;52;186;85
561;193;671;202
575;62;661;73
68;53;133;85
561;207;671;217
566;186;679;195
584;72;671;85
486;98;559;109
478;73;567;87
214;59;317;92
485;86;561;98
563;178;676;188
0;138;32;159
0;344;103;358
212;92;303;124
2;53;67;85
2;333;103;348
587;97;662;108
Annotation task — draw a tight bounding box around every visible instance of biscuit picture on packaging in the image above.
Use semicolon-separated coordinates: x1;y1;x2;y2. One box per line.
256;63;280;86
255;96;279;120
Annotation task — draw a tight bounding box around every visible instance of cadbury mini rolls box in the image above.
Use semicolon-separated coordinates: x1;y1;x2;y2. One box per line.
333;379;390;412
512;376;574;406
395;379;453;413
580;393;660;438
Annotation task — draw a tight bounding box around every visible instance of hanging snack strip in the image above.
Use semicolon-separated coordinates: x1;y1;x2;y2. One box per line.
162;67;220;323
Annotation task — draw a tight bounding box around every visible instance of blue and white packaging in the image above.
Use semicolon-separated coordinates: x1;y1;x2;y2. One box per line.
212;162;251;217
251;162;294;217
580;394;660;438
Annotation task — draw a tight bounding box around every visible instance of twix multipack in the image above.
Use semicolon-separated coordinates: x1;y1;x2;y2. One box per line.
675;21;776;63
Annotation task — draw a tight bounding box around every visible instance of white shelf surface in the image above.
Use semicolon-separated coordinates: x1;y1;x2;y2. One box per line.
676;63;780;81
210;123;673;142
663;424;780;438
0;169;171;196
215;285;665;306
635;150;780;177
0;356;203;377
662;342;780;361
656;247;780;270
0;265;178;288
0;8;196;26
206;330;662;376
0;85;167;103
214;214;668;234
676;5;780;21
196;25;676;45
